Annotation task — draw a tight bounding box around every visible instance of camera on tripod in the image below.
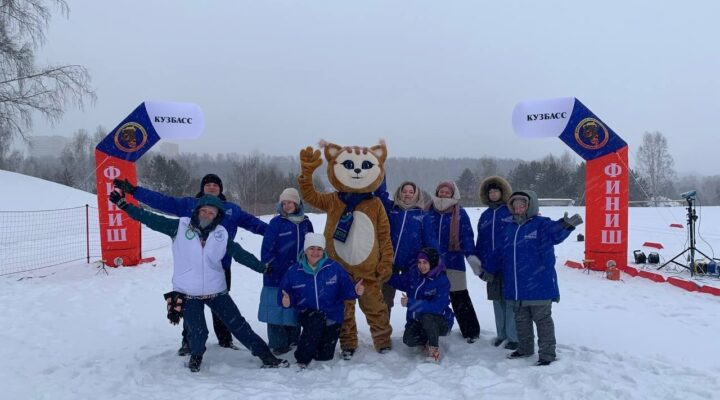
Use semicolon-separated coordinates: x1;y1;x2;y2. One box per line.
681;190;697;200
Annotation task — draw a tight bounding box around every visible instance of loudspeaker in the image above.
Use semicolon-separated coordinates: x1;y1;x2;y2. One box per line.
648;252;660;264
633;250;647;264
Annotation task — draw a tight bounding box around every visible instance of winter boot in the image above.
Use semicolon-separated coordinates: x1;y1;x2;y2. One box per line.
507;350;531;359
493;338;505;347
341;348;356;360
504;341;519;350
177;341;190;357
536;359;554;366
219;341;240;350
260;353;290;369
425;346;441;363
188;355;203;372
377;346;391;354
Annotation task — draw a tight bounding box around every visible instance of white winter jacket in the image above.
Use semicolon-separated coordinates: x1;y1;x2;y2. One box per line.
172;217;229;296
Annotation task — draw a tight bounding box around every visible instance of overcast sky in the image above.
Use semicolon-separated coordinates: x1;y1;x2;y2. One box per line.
31;0;720;175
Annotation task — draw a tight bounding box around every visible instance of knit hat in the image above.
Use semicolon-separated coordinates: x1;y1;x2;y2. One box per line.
279;188;301;205
196;173;226;200
435;181;455;197
303;232;326;251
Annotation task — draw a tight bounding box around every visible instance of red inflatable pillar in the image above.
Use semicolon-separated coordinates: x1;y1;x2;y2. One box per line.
94;150;142;267
585;146;629;271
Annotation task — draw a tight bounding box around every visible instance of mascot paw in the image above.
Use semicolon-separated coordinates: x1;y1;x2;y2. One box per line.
300;146;323;174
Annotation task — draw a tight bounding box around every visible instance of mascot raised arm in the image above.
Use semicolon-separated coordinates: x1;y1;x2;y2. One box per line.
298;140;393;358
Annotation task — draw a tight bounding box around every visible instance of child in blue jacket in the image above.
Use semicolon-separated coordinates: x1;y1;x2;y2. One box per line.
279;233;364;369
387;247;454;362
260;188;313;355
484;190;583;366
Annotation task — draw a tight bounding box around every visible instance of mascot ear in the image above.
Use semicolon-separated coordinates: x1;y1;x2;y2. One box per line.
369;140;387;164
323;142;343;161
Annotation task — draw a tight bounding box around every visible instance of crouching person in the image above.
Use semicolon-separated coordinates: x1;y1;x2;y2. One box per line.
109;191;288;372
484;190;583;366
279;233;364;369
388;247;454;363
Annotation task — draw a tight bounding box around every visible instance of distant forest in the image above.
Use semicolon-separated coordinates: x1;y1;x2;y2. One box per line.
2;128;719;214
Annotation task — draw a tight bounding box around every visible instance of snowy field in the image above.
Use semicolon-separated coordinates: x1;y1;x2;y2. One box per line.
2;171;720;399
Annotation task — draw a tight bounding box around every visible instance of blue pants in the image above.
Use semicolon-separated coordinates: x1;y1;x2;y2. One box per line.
267;324;300;352
183;292;273;359
294;310;342;365
493;299;518;342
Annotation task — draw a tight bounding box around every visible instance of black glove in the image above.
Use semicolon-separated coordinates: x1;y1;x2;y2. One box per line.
109;190;129;210
163;291;186;325
479;268;495;283
561;212;583;229
113;178;136;195
263;263;273;275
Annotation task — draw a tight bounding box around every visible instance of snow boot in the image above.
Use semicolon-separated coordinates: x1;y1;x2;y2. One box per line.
260;353;290;368
219;341;240;350
493;338;505;347
536;359;554;366
504;341;519;350
507;350;532;359
377;346;391;354
425;346;441;363
188;355;203;372
177;341;190;357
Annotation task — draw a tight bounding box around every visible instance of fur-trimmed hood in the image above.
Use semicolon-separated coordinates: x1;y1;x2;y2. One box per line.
479;176;512;206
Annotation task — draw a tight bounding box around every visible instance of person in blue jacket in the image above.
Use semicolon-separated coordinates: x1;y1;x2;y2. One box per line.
259;187;313;355
423;180;481;343
387;247;454;362
475;176;518;350
109;191;288;371
484;190;583;366
279;233;365;369
374;179;426;316
114;174;268;355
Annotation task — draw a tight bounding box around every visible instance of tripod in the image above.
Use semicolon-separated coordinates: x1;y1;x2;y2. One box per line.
658;196;715;276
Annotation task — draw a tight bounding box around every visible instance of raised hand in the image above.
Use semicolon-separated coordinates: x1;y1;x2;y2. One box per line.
113;178;136;195
299;146;323;176
400;292;408;307
109;189;129;210
355;279;365;296
562;212;584;228
281;290;291;308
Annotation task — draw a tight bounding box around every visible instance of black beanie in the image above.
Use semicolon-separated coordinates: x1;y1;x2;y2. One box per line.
418;247;440;268
200;174;223;193
196;174;226;200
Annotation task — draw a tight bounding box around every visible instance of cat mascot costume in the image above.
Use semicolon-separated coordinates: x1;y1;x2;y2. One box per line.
298;140;394;358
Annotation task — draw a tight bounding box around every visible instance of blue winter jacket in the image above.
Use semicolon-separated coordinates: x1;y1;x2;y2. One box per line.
278;256;358;324
387;267;454;330
475;204;513;272
133;186;268;268
261;214;313;287
375;180;426;272
422;207;476;271
484;190;573;301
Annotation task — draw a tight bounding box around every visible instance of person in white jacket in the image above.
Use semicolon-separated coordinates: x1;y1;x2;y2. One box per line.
110;191;288;372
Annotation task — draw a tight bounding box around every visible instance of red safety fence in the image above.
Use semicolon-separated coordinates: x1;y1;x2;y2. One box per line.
0;205;170;276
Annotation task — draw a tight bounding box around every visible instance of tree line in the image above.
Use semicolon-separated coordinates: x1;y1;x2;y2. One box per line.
3;128;720;211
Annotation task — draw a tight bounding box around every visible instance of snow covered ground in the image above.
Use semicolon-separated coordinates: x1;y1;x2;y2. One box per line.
2;171;720;399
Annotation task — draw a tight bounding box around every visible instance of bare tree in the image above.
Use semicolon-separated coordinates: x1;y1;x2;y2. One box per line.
636;131;676;199
0;0;96;140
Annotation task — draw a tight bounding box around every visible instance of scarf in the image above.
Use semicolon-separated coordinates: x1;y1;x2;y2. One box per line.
333;192;373;243
276;201;306;224
299;252;328;276
431;196;461;252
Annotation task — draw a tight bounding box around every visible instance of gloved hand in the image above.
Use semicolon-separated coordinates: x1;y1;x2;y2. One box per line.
263;263;273;275
466;255;482;276
109;190;129;210
479;268;495;283
163;291;186;325
561;212;584;229
113;178;136;195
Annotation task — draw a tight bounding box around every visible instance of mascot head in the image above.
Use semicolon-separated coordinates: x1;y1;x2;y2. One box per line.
321;140;387;193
